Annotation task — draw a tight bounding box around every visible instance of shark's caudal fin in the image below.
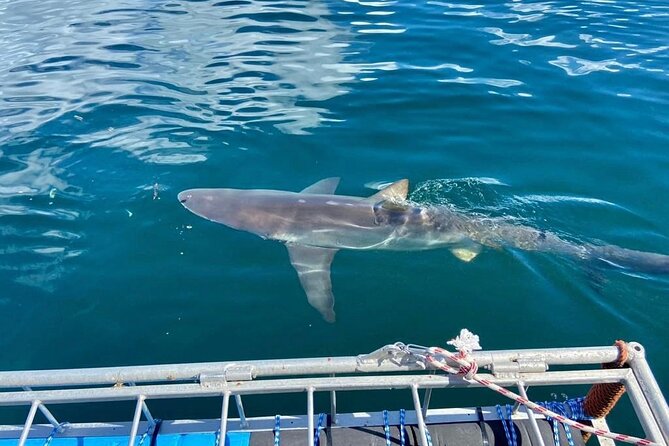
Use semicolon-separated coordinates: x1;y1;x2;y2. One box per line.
587;244;669;275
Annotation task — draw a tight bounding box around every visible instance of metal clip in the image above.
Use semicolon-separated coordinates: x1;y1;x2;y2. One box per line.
357;343;407;366
357;343;428;369
491;358;547;378
199;365;255;387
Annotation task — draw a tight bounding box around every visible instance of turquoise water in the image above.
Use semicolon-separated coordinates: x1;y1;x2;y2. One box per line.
1;0;668;435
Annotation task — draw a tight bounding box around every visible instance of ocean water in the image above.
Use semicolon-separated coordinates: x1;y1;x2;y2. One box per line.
1;0;668;436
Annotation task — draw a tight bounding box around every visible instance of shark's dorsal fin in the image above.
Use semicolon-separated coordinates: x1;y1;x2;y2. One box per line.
366;179;409;202
301;177;340;194
286;244;339;323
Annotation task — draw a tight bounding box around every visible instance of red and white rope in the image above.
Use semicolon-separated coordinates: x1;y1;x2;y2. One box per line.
423;345;658;446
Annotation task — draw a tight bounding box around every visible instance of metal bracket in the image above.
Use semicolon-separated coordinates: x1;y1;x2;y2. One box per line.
357;344;405;365
491;358;547;378
357;343;427;369
200;365;255;387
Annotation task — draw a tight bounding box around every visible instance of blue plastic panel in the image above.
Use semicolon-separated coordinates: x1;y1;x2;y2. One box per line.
0;432;250;446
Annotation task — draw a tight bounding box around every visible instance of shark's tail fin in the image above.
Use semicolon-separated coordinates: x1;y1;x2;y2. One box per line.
586;244;669;275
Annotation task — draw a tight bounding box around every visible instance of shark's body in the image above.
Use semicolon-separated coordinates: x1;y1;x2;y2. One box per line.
178;178;669;322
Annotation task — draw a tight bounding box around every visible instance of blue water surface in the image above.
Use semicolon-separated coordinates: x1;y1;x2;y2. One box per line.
1;0;668;436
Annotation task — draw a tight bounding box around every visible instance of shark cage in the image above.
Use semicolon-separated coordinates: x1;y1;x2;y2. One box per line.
0;332;667;446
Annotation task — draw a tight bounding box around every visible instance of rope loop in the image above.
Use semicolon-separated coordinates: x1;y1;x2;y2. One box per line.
399;409;406;446
496;404;517;446
506;405;517;446
273;415;280;446
314;412;326;446
424;425;433;446
43;422;70;446
383;410;391;446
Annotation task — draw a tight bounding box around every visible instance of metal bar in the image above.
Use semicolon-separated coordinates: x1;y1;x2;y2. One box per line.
591;418;616;446
517;381;546;446
234;395;248;429
18;400;40;446
128;396;145;446
421;370;436;416
127;383;154;426
0;346;623;388
411;384;429;446
0;369;631;405
307;387;315;446
623;374;666;444
628;342;669;442
0;407;547;437
22;388;59;428
329;374;337;426
141;401;154;427
220;391;230;445
422;388;433;417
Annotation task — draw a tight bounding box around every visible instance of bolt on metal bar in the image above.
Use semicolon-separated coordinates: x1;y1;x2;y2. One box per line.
18;400;40;446
623;375;666;444
307;387;315;446
22;388;59;428
220;391;230;445
411;384;429;446
517;381;546;446
628;343;669;442
128;396;145;446
234;394;248;429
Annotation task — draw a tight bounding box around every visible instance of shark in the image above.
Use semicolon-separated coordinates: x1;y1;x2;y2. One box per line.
178;177;669;322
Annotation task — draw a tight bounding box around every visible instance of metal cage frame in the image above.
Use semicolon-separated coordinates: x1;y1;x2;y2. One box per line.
0;341;666;446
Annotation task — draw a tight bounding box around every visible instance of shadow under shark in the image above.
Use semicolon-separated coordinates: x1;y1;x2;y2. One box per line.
178;178;669;322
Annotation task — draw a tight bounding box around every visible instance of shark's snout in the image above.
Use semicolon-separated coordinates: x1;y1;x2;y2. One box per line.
178;191;192;205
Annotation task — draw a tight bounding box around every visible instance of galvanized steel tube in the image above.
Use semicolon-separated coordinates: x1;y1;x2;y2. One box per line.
0;346;622;389
628;343;669;442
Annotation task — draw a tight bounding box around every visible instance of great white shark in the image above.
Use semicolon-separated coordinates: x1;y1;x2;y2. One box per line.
178;178;669;322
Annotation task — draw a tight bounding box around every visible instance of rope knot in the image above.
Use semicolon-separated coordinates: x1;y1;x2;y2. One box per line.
458;360;478;379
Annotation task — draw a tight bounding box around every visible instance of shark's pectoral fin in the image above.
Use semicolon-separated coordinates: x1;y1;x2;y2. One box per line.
301;177;340;194
287;244;339;323
451;247;481;262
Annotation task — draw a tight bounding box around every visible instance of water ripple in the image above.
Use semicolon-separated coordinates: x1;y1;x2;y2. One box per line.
438;77;524;88
482;27;576;48
549;55;640;75
1;0;353;144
